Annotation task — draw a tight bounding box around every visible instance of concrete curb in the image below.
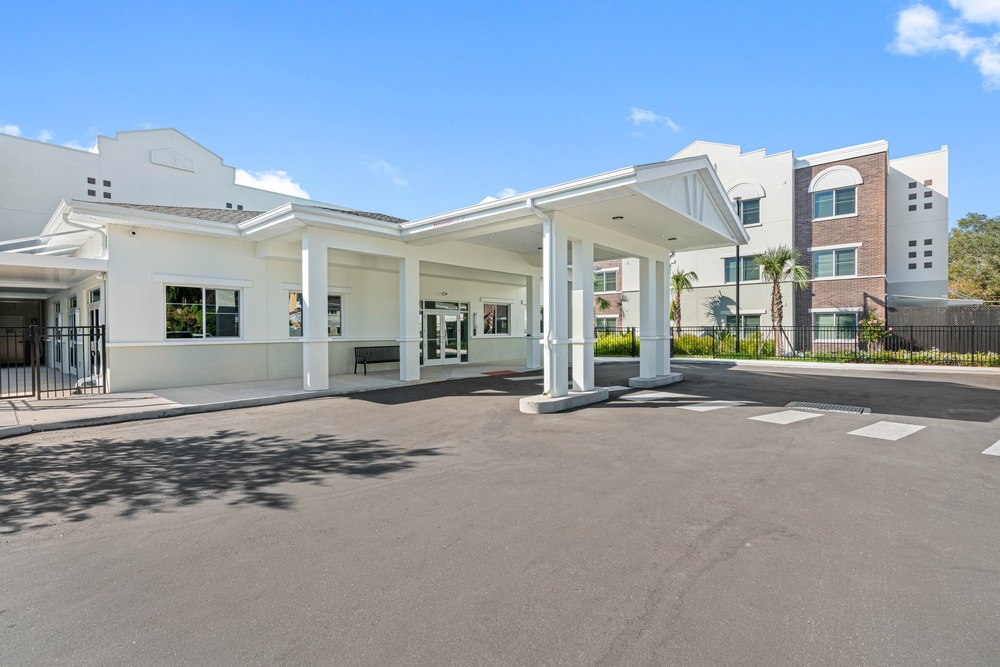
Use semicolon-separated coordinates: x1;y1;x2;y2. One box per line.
2;380;432;440
671;357;1000;375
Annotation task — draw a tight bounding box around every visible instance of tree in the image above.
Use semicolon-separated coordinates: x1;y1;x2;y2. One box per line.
670;269;698;337
754;246;810;357
949;212;1000;301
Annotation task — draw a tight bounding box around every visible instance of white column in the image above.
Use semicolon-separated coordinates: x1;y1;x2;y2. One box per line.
301;231;329;391
571;238;595;391
656;259;669;376
525;274;542;370
398;256;421;381
637;255;658;379
542;215;569;397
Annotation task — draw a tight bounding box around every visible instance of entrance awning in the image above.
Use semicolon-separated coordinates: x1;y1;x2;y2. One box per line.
0;253;107;300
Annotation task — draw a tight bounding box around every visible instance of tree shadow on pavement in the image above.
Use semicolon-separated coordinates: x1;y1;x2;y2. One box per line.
0;430;441;534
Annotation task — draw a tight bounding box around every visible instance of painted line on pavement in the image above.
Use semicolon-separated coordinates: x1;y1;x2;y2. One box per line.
678;400;745;412
983;440;1000;457
848;421;926;441
749;410;822;425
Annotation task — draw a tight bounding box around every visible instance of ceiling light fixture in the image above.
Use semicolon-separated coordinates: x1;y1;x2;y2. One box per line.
612;216;624;220
667;237;677;241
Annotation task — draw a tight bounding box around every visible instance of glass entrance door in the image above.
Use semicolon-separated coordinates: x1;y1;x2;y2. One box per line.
422;310;468;366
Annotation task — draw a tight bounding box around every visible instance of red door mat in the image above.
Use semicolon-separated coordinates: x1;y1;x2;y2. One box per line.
481;370;517;376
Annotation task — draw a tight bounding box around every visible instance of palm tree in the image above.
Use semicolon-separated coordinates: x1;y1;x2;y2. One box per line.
754;246;810;357
670;269;698;337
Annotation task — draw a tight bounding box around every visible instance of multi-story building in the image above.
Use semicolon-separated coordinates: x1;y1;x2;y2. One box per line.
664;139;949;347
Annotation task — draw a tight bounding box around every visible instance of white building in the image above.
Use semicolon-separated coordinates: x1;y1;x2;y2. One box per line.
0;129;747;411
664;140;949;334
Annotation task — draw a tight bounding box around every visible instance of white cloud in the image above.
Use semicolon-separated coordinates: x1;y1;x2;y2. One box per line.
0;124;21;136
496;187;517;199
235;169;310;198
366;159;409;188
949;0;1000;25
628;107;681;133
892;3;1000;90
37;130;53;142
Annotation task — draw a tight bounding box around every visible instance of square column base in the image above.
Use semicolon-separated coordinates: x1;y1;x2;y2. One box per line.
628;373;683;389
519;388;609;414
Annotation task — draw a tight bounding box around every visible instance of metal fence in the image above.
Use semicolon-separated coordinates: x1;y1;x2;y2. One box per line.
0;325;107;399
594;325;1000;367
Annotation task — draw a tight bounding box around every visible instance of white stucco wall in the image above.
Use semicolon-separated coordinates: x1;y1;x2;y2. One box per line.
0;129;326;243
886;147;949;299
667;142;796;327
83;224;530;391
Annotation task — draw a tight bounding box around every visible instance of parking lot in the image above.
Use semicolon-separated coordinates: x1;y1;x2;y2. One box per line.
2;361;999;665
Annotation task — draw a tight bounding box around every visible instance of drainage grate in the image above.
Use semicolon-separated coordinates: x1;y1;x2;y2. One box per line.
786;401;871;415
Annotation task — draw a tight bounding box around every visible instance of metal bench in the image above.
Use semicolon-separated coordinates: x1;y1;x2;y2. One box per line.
353;345;400;375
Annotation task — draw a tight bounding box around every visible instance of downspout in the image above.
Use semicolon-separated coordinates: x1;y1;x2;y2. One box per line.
62;212;108;259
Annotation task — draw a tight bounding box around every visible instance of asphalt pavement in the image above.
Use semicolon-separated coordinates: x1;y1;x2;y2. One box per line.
2;361;999;666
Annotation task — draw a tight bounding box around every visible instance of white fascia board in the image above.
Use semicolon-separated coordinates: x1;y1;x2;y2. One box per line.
56;201;244;240
0;251;107;272
400;166;638;237
808;242;863;252
239;203;402;240
795;140;889;169
809;306;863;313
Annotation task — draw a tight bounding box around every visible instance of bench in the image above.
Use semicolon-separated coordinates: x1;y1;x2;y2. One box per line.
354;345;400;375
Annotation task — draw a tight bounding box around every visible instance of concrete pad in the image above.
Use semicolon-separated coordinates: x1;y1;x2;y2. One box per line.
628;373;683;389
749;410;822;425
678;400;745;412
848;421;926;441
519;388;610;414
621;390;688;402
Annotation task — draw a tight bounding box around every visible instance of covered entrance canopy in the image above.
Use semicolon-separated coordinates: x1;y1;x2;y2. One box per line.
398;155;749;411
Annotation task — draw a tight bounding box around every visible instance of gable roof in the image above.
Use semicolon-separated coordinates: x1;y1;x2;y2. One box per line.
87;201;408;225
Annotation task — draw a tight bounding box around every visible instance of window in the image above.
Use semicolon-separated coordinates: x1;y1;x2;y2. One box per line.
483;303;510;335
103;179;111;187
908;251;917;259
908;181;917;189
102;192;111;199
89;288;101;304
724;256;760;283
87;189;96;197
735;198;761;226
924;191;932;198
87;177;96;185
596;317;618;333
813;249;856;279
165;286;240;339
924;239;933;245
924;250;932;257
924;262;933;269
909;263;917;270
908;193;917;200
288;293;342;337
813;187;856;218
814;313;857;341
594;270;617;293
725;314;761;334
909;205;917;212
909;240;917;247
924;202;932;209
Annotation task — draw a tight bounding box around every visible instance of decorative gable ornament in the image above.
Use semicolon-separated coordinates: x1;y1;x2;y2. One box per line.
150;149;194;172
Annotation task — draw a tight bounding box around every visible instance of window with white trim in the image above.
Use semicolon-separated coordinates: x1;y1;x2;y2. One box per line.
813;249;856;278
725;314;761;334
734;198;761;226
596;316;618;333
288;293;342;337
813;187;856;218
483;303;510;335
724;256;760;283
166;286;240;339
594;270;617;293
814;313;857;341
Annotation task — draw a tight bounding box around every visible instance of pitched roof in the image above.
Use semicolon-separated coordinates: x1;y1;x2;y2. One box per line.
311;206;408;224
85;202;264;224
84;201;408;225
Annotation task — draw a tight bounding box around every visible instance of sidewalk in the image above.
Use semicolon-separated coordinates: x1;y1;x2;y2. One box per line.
0;361;531;439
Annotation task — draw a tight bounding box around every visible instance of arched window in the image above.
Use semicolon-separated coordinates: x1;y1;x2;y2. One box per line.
727;181;766;226
808;166;863;219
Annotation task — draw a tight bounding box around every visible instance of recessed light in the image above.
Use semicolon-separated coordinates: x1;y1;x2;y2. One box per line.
612;216;624;220
667;237;677;241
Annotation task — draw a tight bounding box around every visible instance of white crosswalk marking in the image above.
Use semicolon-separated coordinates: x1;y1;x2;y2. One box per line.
678;400;745;412
622;390;689;402
848;421;926;441
503;375;543;382
749;410;822;425
983;441;1000;457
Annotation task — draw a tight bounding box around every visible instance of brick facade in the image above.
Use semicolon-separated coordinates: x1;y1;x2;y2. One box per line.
794;152;888;329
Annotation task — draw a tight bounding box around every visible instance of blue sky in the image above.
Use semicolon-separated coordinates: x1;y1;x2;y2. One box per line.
2;1;998;224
